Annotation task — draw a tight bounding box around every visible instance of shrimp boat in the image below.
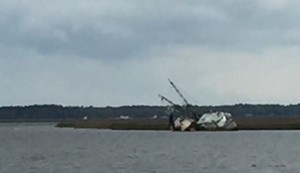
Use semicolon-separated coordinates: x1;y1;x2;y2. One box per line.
159;79;238;131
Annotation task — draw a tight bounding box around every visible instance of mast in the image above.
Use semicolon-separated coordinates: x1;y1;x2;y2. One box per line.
167;79;198;119
168;79;189;106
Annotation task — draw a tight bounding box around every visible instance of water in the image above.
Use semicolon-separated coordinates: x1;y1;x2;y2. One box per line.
1;123;300;173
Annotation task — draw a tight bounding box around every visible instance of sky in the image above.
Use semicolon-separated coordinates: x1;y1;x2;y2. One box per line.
1;0;300;107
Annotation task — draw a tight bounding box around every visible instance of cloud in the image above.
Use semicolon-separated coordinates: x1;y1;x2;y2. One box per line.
1;0;300;106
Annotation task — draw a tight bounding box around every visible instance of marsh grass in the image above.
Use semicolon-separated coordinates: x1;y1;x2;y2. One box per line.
56;117;300;130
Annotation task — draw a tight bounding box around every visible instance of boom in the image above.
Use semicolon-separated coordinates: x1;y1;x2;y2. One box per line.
159;94;176;106
158;94;182;111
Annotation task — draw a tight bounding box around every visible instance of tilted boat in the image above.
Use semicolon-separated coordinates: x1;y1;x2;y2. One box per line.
159;79;238;131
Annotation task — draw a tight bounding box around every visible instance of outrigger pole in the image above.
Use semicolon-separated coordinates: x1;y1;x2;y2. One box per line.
168;79;189;106
167;79;199;119
158;94;183;111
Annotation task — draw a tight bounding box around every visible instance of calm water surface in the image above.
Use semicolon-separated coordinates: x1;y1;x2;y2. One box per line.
1;123;300;173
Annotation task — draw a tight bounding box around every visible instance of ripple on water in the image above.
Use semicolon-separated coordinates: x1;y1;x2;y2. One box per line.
1;125;300;173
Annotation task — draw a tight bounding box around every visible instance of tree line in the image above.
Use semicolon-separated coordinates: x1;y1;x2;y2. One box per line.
1;104;300;120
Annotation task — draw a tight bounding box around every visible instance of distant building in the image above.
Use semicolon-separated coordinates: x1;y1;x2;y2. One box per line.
150;115;158;119
83;116;88;120
119;115;130;119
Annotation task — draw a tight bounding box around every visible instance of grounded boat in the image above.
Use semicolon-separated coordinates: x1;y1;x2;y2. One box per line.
171;111;237;131
160;79;238;131
197;112;237;130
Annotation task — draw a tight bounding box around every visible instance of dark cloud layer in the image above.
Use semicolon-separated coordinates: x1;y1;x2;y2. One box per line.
1;0;300;60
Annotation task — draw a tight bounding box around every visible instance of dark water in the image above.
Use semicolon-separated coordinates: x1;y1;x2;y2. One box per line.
1;123;300;173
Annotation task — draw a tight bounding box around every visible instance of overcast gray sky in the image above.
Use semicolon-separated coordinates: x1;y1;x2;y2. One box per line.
1;0;300;106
